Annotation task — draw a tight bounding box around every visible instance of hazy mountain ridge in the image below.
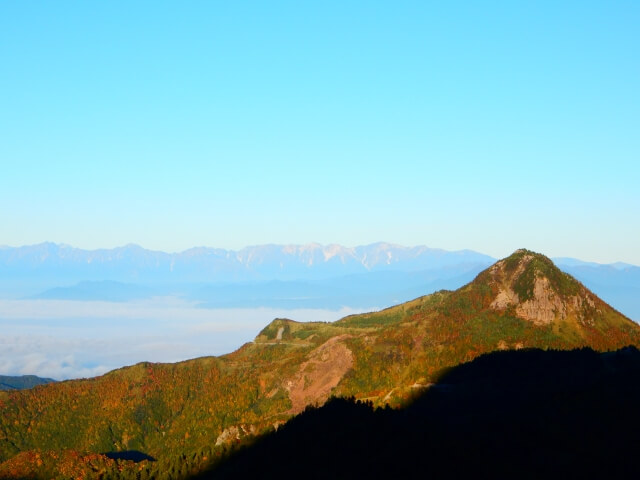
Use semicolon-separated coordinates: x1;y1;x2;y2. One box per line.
30;265;488;310
0;375;55;391
2;243;638;319
1;249;638;478
0;242;495;309
554;261;640;320
0;242;493;281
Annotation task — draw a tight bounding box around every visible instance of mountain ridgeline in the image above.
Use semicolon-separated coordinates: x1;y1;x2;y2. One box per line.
0;242;493;285
0;376;55;391
0;249;638;478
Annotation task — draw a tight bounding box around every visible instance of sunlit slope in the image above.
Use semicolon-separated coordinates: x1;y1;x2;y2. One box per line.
1;249;638;477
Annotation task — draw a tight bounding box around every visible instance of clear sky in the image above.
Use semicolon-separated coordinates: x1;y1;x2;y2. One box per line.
1;1;638;264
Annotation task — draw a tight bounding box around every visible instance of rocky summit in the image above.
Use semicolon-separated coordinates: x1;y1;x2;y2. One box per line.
488;249;604;325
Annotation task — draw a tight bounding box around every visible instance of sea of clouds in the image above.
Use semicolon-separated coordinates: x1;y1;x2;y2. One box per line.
0;298;368;380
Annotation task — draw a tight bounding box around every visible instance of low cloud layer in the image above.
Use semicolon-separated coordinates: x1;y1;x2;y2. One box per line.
0;298;368;380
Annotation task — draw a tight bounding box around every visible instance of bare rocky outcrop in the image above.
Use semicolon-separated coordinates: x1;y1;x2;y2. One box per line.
488;252;533;283
490;273;565;325
515;276;566;325
490;288;519;310
487;251;593;326
215;424;257;446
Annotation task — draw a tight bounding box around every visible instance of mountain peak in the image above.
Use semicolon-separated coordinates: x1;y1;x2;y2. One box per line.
481;249;604;326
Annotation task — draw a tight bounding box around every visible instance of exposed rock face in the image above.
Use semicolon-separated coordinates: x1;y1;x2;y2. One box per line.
488;252;530;311
487;250;601;326
490;288;519;310
515;276;565;326
285;335;353;413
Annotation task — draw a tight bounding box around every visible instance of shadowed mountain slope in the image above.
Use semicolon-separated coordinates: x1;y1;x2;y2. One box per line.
198;347;640;479
0;249;638;478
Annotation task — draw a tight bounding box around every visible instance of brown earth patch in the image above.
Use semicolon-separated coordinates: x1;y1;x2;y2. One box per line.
284;335;353;413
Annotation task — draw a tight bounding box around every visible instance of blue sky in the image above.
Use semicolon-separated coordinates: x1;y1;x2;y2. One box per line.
1;1;639;264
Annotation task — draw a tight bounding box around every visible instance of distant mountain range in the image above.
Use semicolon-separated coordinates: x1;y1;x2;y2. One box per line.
0;243;495;310
0;375;55;391
0;242;638;318
0;242;494;282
